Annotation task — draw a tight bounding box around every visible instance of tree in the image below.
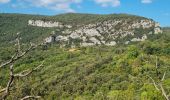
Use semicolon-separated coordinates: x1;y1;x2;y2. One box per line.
148;56;170;100
0;33;44;100
148;72;169;100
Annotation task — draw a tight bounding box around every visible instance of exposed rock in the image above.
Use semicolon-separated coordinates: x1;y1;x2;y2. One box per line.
81;43;95;46
89;37;101;44
106;41;117;46
31;18;162;47
45;37;53;43
70;32;81;39
56;35;68;41
154;27;162;34
28;20;72;28
131;34;147;42
125;41;130;44
84;29;101;37
154;22;162;34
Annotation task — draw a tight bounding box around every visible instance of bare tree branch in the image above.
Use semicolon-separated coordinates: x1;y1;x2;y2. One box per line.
161;72;166;81
1;64;14;99
156;56;158;69
0;54;17;68
6;65;14;92
20;96;41;100
154;55;169;100
0;43;42;68
148;75;160;91
16;32;21;54
0;33;44;99
148;71;169;100
159;83;169;100
0;88;6;94
14;62;44;77
0;62;43;99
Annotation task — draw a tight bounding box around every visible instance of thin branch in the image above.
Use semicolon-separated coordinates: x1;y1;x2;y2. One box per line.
20;96;41;100
148;75;160;91
0;54;17;68
148;72;169;100
1;64;15;99
0;62;43;99
0;43;42;68
156;56;158;69
0;33;44;99
16;32;21;54
161;72;166;81
14;62;44;77
6;65;14;92
0;88;6;94
159;84;169;100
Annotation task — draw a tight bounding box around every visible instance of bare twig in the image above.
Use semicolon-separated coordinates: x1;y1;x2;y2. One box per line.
161;72;166;81
0;43;42;68
159;83;169;100
148;72;169;100
147;56;169;100
0;88;6;94
1;64;14;99
148;75;160;91
156;56;158;69
20;96;41;100
0;33;44;99
14;62;44;77
16;32;21;54
0;62;43;99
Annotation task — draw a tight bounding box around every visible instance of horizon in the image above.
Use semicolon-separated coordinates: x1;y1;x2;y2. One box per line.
0;0;170;27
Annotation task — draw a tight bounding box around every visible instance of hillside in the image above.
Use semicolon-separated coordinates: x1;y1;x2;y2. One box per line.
0;13;162;47
0;13;169;100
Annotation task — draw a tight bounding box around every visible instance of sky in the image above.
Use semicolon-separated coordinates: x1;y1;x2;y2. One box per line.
0;0;170;27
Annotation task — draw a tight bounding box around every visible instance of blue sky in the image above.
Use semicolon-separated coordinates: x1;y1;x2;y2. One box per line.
0;0;170;26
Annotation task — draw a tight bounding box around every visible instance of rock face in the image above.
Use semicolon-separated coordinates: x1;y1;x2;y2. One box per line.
28;20;72;28
131;34;147;42
28;15;162;47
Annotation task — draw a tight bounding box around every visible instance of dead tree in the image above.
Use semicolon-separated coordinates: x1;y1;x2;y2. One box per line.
148;72;169;100
148;56;169;100
0;33;44;100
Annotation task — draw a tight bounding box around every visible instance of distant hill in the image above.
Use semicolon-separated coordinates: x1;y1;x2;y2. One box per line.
0;13;162;47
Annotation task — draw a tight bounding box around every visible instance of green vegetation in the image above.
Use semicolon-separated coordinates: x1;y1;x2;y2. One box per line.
0;13;149;46
0;13;169;99
0;29;169;99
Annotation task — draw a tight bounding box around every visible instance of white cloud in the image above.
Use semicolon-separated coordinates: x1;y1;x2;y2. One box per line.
141;0;152;4
50;3;75;13
0;0;10;3
17;0;82;12
94;0;120;7
1;0;122;12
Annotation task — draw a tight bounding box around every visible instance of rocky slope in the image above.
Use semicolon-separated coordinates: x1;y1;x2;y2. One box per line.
28;14;162;47
0;13;162;47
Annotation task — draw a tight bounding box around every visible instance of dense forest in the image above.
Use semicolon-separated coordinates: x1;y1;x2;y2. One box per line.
0;14;170;100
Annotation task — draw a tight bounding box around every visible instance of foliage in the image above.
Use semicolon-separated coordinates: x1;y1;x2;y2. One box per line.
0;13;170;99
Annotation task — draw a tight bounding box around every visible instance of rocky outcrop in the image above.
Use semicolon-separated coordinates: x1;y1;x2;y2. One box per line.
45;37;53;43
28;20;72;28
131;34;147;42
28;17;162;47
154;23;162;34
106;41;117;46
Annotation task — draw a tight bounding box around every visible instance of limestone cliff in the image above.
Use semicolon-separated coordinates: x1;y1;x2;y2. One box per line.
27;14;162;47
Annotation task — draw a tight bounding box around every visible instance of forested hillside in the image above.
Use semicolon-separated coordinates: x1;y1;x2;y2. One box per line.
0;13;169;100
0;13;162;47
